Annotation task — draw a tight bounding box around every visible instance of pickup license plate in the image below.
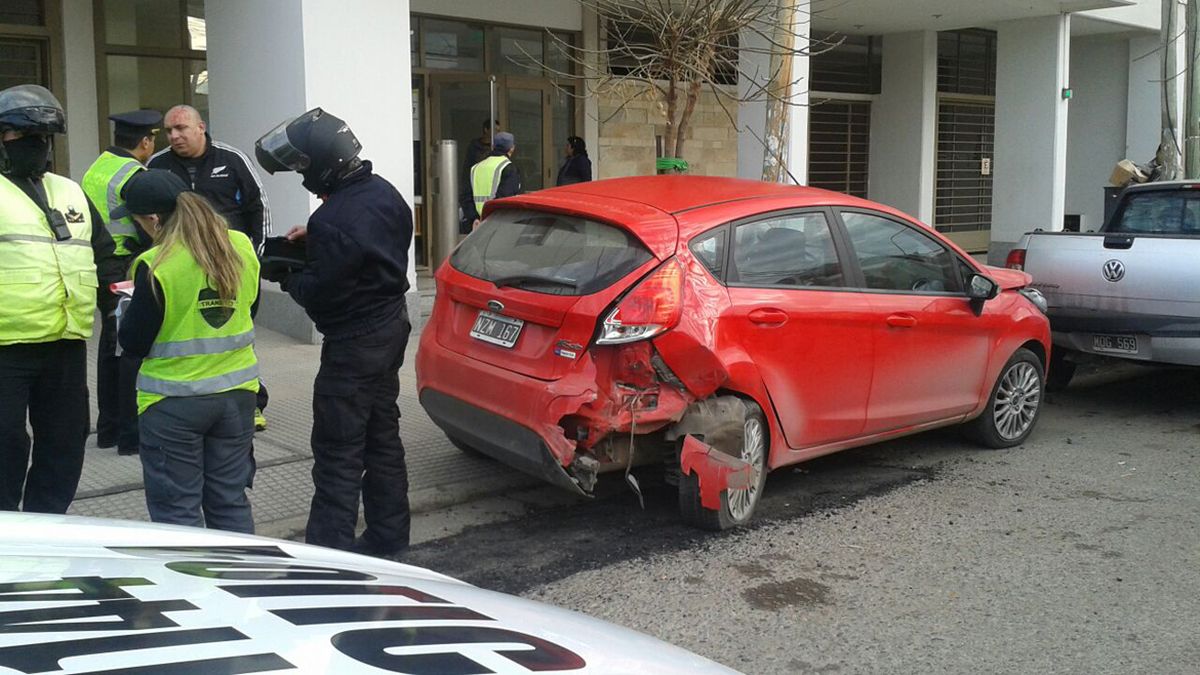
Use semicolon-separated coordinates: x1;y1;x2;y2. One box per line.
1092;334;1137;354
470;310;524;348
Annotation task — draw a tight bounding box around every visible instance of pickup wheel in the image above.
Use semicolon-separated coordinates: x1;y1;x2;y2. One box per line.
965;348;1045;448
678;401;769;531
1046;348;1077;391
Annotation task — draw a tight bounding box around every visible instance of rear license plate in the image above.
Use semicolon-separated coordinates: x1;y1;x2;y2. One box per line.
469;310;524;348
1092;334;1137;354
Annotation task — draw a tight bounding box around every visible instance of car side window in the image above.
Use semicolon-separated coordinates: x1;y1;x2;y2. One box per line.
733;212;843;288
840;211;961;293
690;229;726;279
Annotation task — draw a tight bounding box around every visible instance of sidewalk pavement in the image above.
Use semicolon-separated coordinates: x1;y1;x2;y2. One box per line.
72;307;539;541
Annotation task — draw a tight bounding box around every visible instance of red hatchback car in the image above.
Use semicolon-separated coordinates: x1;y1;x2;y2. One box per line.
416;177;1051;529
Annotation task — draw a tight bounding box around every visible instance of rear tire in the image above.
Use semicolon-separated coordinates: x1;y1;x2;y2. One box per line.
1046;348;1076;391
679;400;769;531
964;348;1044;448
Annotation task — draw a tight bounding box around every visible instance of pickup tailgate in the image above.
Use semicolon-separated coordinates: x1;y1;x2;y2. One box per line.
1022;231;1200;364
1024;233;1198;319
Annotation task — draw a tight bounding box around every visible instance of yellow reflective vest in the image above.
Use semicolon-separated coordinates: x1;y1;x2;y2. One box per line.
470;155;512;218
133;230;260;414
0;172;98;346
82;151;143;256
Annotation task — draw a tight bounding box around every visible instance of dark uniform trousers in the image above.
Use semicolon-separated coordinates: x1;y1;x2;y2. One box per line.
305;310;412;554
96;310;140;452
0;340;89;512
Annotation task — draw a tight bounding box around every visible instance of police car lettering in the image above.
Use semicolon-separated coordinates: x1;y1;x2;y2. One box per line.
0;547;586;674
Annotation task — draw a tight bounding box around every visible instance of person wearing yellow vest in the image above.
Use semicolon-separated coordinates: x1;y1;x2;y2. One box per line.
469;131;521;229
116;169;261;533
0;84;123;514
83;109;162;456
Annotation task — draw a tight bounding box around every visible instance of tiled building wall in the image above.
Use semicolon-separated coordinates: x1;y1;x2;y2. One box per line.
595;82;739;179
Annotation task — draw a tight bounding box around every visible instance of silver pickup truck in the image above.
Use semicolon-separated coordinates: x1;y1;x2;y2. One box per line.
1006;181;1200;388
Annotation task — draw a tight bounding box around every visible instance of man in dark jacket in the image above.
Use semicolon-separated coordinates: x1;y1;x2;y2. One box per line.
555;135;592;186
255;108;412;558
150;105;271;251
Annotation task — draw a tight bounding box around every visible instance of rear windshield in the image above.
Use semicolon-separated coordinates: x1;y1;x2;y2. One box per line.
450;209;654;295
1109;190;1200;234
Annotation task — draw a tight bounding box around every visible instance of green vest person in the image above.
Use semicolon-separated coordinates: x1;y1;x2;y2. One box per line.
82;108;162;455
0;84;123;514
115;169;261;533
469;131;521;229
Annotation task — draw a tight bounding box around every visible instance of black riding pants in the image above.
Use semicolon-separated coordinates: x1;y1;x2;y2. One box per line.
0;340;88;513
305;312;412;553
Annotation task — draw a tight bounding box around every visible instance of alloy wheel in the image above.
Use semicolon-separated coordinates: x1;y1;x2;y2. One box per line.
726;416;765;521
992;361;1042;441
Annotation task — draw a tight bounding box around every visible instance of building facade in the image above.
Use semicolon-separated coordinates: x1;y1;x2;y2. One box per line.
1;0;1170;281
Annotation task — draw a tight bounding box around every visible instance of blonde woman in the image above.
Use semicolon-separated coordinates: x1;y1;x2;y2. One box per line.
115;169;260;533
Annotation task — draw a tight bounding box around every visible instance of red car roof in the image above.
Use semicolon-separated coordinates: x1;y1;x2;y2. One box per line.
485;175;928;257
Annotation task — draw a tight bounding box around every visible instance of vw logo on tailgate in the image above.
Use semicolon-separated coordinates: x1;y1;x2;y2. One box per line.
1102;259;1125;283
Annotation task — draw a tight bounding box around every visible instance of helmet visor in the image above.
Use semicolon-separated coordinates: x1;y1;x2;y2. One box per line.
254;118;310;174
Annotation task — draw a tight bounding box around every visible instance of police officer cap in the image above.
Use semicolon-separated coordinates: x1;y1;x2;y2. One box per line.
493;132;515;153
109;109;162;136
111;169;190;219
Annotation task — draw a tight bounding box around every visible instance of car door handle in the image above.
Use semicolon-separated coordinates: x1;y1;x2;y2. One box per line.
748;308;789;325
886;313;917;328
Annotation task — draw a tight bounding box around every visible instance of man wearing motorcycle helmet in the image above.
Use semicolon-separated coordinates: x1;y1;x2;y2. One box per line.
255;108;413;557
0;84;123;513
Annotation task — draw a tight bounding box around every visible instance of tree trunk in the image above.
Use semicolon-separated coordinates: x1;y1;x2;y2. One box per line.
762;0;798;183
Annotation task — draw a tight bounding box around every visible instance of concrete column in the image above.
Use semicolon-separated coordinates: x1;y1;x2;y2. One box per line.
61;0;99;181
867;30;937;224
206;0;417;341
736;0;809;183
989;14;1071;264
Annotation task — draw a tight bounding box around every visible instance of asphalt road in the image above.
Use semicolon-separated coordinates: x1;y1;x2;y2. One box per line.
405;361;1200;674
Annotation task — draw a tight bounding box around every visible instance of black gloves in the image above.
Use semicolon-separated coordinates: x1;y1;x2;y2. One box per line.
260;258;300;283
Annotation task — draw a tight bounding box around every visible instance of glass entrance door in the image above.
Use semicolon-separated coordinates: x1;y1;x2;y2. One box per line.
505;84;546;191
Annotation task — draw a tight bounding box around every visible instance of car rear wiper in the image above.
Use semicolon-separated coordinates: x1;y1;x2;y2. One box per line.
492;273;579;291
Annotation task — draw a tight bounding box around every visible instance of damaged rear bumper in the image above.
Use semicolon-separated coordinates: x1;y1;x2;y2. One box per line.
419;389;586;495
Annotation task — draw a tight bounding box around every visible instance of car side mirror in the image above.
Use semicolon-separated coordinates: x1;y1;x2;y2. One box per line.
967;274;999;316
967;274;999;300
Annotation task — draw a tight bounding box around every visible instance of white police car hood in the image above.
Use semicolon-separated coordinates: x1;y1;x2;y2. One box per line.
0;513;738;674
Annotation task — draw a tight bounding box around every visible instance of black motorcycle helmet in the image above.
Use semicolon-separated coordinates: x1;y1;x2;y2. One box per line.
0;84;66;135
255;108;362;194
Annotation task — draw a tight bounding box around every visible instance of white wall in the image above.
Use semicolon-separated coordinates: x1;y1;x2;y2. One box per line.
736;27;769;179
990;15;1071;261
60;0;99;181
1065;35;1129;233
206;0;308;237
867;31;936;223
207;0;418;322
410;0;580;31
1126;35;1162;162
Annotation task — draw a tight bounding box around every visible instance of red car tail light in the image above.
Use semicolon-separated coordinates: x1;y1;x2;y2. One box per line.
596;258;684;345
1005;248;1026;270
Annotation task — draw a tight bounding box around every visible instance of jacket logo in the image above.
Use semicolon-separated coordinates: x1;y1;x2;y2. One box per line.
65;207;84;223
1102;259;1125;283
210;165;229;178
198;288;235;328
